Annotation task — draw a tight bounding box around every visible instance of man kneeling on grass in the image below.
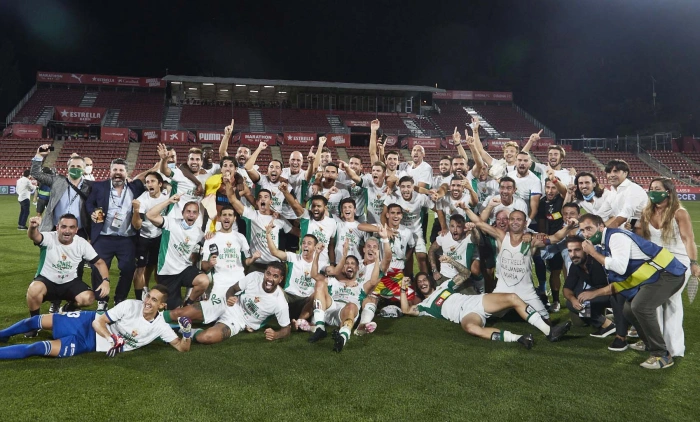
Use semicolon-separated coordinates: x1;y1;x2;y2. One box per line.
399;255;571;349
0;285;191;359
171;262;291;345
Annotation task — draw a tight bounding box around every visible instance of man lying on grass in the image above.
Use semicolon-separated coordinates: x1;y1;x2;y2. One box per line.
171;262;292;345
399;255;571;349
0;285;191;359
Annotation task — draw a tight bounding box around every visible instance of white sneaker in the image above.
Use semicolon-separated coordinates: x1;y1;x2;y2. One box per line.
550;302;561;313
629;340;647;352
627;326;639;338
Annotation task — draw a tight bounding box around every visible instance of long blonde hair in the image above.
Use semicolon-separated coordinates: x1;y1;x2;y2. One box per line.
639;177;682;245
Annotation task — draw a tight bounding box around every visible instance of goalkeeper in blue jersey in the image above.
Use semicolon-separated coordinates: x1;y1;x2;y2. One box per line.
0;285;191;359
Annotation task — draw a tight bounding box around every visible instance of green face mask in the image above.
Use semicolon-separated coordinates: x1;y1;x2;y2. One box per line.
68;168;84;180
648;191;669;204
589;230;603;245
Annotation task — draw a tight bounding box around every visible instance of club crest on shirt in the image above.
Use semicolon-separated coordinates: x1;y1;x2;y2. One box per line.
226;241;232;248
61;254;67;261
131;330;139;337
184;236;190;244
254;297;260;303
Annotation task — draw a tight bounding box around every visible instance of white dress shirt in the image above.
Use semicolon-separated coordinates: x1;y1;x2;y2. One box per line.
605;178;648;220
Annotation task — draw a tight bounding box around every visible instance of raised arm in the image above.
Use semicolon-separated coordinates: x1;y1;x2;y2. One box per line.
521;130;543;154
131;199;143;230
266;220;289;261
310;137;327;176
304;146;316;182
363;249;384;294
377;224;393;273
339;161;362;184
244;142;267;183
310;243;326;283
31;145;55;186
369;120;380;165
465;204;503;240
157;143;173;177
278;181;305;217
223;174;246;215
219;119;234;159
466;134;483;179
146;194;180;227
27;216;44;244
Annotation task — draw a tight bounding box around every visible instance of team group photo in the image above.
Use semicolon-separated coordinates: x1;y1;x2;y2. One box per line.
1;1;699;421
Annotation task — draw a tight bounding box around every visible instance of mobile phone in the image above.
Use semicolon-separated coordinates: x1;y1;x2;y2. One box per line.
39;146;55;152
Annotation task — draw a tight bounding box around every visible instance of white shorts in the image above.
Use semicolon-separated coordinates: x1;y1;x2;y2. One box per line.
413;234;427;254
216;305;245;336
457;294;491;327
325;300;360;327
201;280;236;324
493;279;549;319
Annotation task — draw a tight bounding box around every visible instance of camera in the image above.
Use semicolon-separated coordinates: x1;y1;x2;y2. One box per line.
39;146;55;152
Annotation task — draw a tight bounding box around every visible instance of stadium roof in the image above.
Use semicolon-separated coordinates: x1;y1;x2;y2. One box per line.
162;75;444;94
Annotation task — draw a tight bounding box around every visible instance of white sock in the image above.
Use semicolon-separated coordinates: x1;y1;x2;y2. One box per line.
491;330;522;342
359;303;377;325
503;330;522;342
527;309;551;335
339;326;351;344
312;300;325;331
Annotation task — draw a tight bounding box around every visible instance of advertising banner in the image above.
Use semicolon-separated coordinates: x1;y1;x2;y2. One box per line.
9;124;44;138
235;133;279;146
54;106;106;124
433;90;513;101
283;132;317;146
37;71;165;88
142;130;160;142
197;131;225;142
161;130;189;143
487;138;520;151
406;137;441;149
344;120;371;127
383;135;398;147
326;133;350;147
100;127;129;142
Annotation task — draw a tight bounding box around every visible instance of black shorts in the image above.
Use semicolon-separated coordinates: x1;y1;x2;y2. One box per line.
35;275;91;302
136;235;162;268
158;266;203;308
546;252;564;271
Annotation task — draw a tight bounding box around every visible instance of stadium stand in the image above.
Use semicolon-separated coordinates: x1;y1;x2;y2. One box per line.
180;105;250;130
471;104;539;136
12;88;84;124
92;91;165;127
646;150;699;177
0;139;49;179
261;109;331;132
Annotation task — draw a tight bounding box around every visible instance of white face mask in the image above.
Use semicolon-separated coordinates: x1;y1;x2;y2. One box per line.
85;165;93;174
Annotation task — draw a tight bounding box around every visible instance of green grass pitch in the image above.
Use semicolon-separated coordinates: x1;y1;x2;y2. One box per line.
0;195;698;421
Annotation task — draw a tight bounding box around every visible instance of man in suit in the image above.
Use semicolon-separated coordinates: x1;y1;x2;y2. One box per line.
31;145;93;315
86;158;146;310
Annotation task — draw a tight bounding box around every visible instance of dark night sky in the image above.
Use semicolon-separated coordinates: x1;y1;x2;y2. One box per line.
1;0;700;137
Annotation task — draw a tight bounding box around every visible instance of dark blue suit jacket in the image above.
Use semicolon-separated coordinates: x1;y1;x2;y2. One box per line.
86;179;146;243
